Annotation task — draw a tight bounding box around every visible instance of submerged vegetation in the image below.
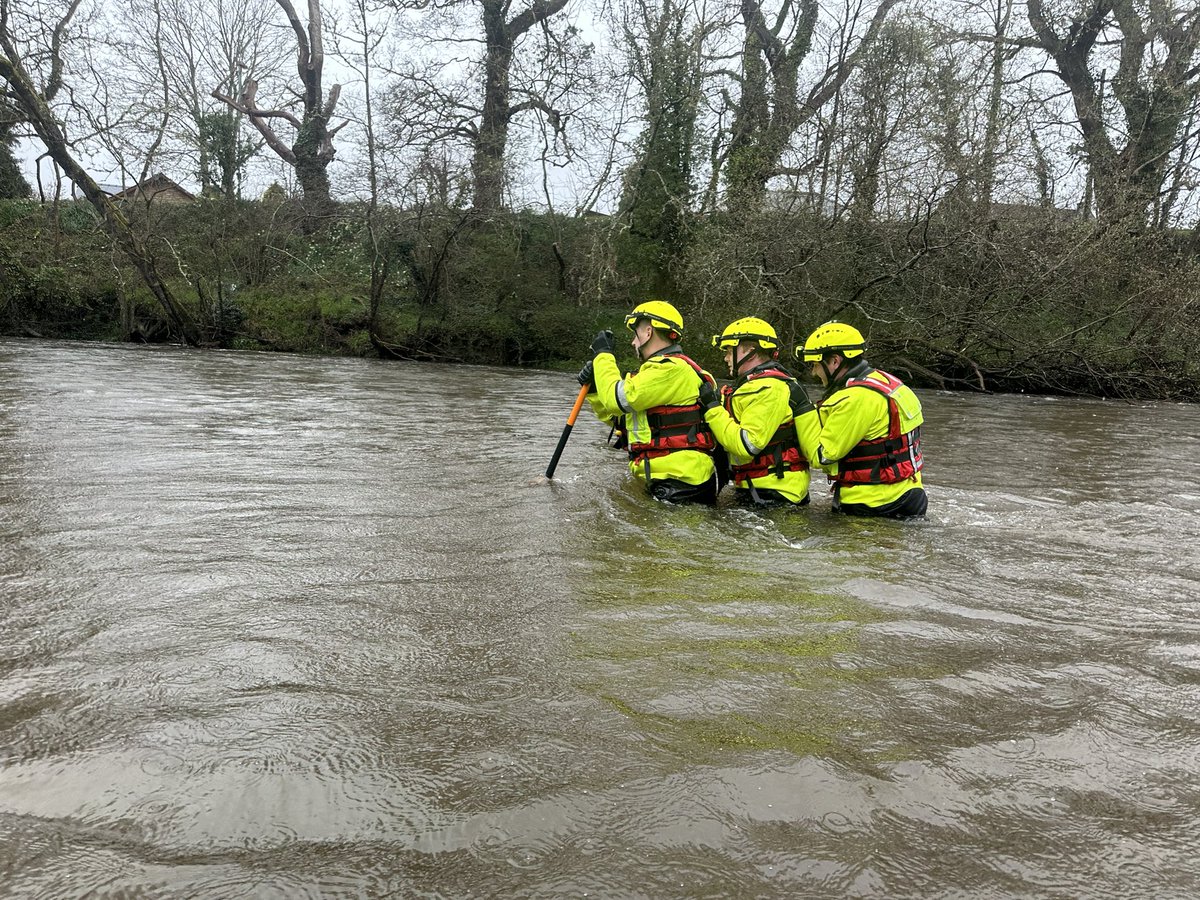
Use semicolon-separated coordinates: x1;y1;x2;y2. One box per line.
1;195;1196;401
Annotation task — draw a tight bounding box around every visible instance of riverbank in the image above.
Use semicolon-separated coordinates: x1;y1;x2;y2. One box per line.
2;197;1196;400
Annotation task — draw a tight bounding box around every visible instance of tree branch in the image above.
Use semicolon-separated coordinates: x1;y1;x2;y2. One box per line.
509;0;571;40
212;79;298;164
46;0;84;102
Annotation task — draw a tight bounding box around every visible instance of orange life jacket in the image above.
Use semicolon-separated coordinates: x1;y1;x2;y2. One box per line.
724;367;808;484
833;370;923;486
627;352;717;464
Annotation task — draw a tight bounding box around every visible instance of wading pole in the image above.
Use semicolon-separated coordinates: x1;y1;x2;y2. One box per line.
545;384;591;479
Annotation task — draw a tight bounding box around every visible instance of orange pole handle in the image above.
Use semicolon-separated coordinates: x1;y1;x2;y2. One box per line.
565;383;589;425
545;383;591;479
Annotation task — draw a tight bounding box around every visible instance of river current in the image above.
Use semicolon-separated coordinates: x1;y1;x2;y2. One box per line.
2;338;1199;898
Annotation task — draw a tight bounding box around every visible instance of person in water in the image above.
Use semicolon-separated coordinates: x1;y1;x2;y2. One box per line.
797;321;927;518
578;300;719;504
697;317;820;507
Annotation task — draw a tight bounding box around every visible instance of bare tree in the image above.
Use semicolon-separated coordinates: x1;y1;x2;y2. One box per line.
131;0;287;198
721;0;900;214
0;0;200;343
330;0;394;339
842;18;929;221
386;0;582;214
611;0;714;293
1156;95;1200;228
470;0;570;212
64;0;182;199
1026;0;1200;226
214;0;344;213
976;0;1015;209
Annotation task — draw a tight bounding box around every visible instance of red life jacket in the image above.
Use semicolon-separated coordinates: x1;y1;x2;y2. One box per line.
627;352;717;464
833;370;923;486
724;367;808;485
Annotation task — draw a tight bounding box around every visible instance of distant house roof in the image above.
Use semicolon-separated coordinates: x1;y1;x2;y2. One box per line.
70;173;196;204
108;173;195;203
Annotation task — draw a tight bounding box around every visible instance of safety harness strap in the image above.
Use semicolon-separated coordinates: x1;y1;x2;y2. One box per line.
834;369;923;486
628;352;716;464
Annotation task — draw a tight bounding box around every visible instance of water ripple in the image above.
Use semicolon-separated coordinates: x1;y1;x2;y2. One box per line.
4;340;1200;896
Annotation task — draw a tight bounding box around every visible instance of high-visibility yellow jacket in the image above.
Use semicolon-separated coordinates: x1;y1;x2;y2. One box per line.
589;347;716;486
703;366;821;504
816;366;924;509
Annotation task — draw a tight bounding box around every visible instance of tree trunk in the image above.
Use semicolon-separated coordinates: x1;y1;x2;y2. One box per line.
0;54;200;345
1027;0;1200;228
294;111;335;218
472;0;513;214
212;0;341;219
979;0;1013;211
467;0;570;215
724;0;895;216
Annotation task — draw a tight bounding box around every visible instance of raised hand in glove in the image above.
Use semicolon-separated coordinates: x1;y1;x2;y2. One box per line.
697;378;721;412
789;380;814;415
577;360;596;390
590;329;615;356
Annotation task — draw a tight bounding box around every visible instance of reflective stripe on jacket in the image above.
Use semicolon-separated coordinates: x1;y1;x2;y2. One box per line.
724;368;807;484
626;353;716;464
704;364;817;504
590;348;717;486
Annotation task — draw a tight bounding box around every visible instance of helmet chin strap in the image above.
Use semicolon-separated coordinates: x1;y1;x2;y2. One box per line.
732;346;756;378
820;355;848;386
734;340;763;376
634;324;658;361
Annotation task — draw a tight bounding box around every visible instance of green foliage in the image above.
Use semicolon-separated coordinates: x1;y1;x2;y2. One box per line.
0;110;31;200
197;110;258;198
344;328;375;357
51;201;100;233
616;15;703;300
676;204;1200;399
0;200;119;337
288;216;373;281
0;198;38;228
234;287;370;354
0;143;30;200
1;191;1196;399
371;210;610;365
262;182;287;205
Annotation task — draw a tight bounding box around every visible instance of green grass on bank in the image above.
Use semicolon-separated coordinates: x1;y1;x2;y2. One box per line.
1;198;1196;400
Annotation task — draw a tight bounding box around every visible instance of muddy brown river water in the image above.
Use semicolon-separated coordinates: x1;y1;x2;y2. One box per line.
2;338;1199;898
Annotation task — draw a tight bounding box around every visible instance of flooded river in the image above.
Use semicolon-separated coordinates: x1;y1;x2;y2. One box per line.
2;338;1199;898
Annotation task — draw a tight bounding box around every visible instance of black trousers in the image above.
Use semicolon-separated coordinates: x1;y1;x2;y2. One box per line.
648;476;718;506
732;485;809;508
834;487;927;519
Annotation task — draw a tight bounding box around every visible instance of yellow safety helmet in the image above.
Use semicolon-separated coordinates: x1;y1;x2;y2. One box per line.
711;317;779;351
797;321;866;362
624;300;684;338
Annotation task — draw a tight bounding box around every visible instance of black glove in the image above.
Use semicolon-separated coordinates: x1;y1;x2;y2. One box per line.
577;359;595;389
698;378;720;412
789;380;814;415
590;329;615;356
